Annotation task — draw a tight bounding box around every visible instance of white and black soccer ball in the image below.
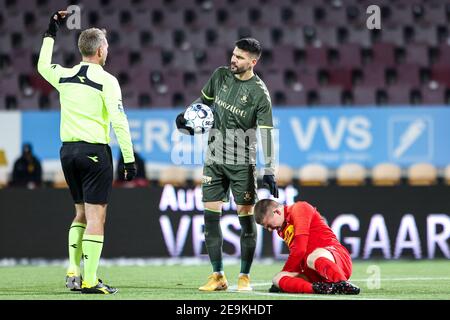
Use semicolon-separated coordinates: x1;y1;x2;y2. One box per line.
184;103;214;133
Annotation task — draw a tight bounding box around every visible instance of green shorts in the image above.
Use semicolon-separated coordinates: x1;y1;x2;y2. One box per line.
202;163;258;205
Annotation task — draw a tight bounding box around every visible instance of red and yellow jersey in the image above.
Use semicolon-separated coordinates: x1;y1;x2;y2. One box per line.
283;201;340;251
279;201;343;272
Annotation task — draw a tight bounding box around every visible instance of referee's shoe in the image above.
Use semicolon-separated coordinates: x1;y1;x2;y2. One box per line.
81;279;118;294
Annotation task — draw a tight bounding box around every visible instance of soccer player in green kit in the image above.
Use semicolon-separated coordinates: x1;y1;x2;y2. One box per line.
38;11;136;294
176;38;279;291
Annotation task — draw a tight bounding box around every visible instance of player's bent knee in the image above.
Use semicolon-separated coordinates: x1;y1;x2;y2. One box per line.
272;271;298;286
237;205;254;216
204;201;223;212
307;248;335;270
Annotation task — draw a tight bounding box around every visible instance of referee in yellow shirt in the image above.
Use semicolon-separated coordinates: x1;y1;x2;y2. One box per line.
38;11;136;294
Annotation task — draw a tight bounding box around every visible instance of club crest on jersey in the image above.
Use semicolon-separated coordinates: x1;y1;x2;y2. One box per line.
240;95;248;104
221;84;228;92
283;224;295;247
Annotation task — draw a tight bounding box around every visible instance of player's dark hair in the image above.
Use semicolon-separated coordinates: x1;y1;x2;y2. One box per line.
254;199;278;224
235;38;262;59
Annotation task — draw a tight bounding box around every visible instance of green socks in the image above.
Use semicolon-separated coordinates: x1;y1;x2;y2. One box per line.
239;215;257;274
204;209;223;273
67;222;86;275
82;234;104;287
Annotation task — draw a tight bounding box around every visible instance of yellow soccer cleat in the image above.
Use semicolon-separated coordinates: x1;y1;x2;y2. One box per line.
199;273;228;291
237;274;253;291
81;279;118;294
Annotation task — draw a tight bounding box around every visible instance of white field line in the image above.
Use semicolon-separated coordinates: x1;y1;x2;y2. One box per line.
246;277;450;287
227;277;450;300
226;286;389;300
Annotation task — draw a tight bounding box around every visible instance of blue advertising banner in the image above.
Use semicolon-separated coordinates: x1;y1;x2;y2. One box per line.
20;107;450;168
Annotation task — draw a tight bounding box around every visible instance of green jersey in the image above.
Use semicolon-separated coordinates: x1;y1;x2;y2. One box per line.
200;67;275;172
37;37;135;163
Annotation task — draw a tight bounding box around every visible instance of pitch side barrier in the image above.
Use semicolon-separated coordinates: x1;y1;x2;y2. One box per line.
0;185;448;260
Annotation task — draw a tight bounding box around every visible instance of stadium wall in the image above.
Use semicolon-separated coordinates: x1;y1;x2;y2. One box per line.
0;185;448;260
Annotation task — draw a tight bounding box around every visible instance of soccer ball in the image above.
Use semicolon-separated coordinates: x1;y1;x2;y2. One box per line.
184;103;214;133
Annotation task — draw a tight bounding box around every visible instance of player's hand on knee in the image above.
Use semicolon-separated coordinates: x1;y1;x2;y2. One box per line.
263;174;279;198
123;162;137;181
45;11;68;38
175;112;194;136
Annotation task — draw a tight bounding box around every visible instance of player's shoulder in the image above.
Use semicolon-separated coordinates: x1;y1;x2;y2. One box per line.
253;74;269;90
213;66;232;77
101;69;120;86
251;75;271;103
293;201;316;213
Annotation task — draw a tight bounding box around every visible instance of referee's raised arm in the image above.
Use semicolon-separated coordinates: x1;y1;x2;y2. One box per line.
37;10;137;294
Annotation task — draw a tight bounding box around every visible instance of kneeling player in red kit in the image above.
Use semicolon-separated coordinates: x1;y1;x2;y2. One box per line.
254;199;360;295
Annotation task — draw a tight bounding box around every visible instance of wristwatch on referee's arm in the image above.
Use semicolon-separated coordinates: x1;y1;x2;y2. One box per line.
43;10;68;38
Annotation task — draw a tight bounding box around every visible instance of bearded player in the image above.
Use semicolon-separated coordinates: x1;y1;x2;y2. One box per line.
254;199;360;294
176;38;278;291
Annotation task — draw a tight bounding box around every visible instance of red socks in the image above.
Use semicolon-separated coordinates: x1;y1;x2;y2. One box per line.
314;257;346;282
278;276;313;293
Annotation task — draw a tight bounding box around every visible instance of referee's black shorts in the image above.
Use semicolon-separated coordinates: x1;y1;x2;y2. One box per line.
60;141;113;205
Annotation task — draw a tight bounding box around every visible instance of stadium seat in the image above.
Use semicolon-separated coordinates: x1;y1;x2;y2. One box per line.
444;164;450;185
296;66;320;91
336;163;366;186
361;63;387;87
285;89;307;106
336;43;362;68
290;5;315;27
371;42;396;67
158;166;188;186
395;64;421;87
192;166;203;186
421;84;446;105
372;162;402;186
305;46;329;67
403;44;430;67
412;24;438;46
280;26;305;49
380;25;405;46
0;149;7;188
53;169;68;189
430;64;450;87
386;85;416;105
328;67;353;90
352;86;377;105
315;25;339;48
423;4;448;25
407;163;437;186
317;86;342;106
298;163;329;186
275;165;294;187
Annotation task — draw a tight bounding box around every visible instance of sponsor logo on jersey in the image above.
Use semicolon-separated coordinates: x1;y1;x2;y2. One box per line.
282;224;295;247
215;98;247;118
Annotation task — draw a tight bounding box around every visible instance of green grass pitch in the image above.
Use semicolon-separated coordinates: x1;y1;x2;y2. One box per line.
0;260;449;300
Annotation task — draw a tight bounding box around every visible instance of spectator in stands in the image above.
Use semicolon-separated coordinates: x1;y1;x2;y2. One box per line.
10;142;42;188
115;149;148;187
